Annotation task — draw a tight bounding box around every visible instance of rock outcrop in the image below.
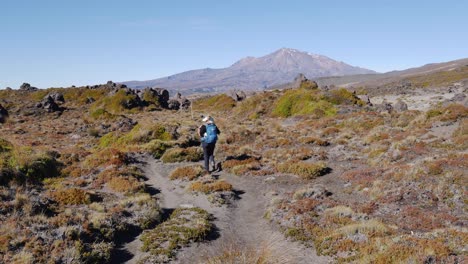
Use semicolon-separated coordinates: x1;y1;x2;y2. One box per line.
0;104;8;123
47;92;65;104
357;95;372;105
36;95;62;112
393;100;408;112
228;90;247;101
19;83;38;91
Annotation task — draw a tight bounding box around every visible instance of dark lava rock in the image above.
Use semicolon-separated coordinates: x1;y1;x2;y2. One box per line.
0;104;8;123
19;82;38;91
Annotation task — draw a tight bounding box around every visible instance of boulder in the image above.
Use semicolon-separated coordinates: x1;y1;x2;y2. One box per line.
393;100;408;112
357;95;372;105
113;117;137;132
19;83;38;91
375;100;393;114
228;90;247;101
167;99;181;110
452;93;466;102
0;104;8;123
85;97;96;104
37;96;60;112
46;93;65;104
294;73;318;90
141;87;170;108
179;97;191;110
153;88;170;105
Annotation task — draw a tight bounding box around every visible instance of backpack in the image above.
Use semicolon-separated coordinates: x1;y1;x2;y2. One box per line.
204;124;218;144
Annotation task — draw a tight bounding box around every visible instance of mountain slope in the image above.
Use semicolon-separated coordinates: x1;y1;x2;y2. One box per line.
316;58;468;92
123;48;376;94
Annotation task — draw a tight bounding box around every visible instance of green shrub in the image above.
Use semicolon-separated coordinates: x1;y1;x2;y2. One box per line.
117;123;173;144
272;88;336;118
326;88;364;106
90;108;116;120
99;132;118;148
161;147;203;163
91;89;141;114
193;94;236;113
426;109;443;119
0;138;13;153
144;140;174;159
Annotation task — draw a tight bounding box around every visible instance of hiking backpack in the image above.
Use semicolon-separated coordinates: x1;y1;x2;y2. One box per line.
204;124;218;144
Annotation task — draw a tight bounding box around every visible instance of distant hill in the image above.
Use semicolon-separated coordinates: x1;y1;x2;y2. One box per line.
122;48;376;94
316;58;468;94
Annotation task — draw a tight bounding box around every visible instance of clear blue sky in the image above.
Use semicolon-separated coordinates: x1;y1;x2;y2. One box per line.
1;0;467;88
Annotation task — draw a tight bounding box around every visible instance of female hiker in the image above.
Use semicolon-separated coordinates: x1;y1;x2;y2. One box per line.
198;115;220;173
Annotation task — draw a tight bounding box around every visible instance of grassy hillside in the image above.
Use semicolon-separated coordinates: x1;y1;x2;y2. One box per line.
0;83;466;263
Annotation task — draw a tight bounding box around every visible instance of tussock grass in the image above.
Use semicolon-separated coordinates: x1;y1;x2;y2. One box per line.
277;161;330;179
169;165;204;181
189;180;233;194
140;207;212;261
200;233;298;264
193;94;236;113
161;147;203;163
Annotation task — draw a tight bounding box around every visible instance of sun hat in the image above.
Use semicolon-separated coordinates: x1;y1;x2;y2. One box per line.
202;115;214;123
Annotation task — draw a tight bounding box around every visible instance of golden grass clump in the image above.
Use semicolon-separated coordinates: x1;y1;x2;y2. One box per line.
169;165;204;181
49;188;90;205
299;136;329;146
277;161;329;179
189;180;233;194
222;157;261;175
108;176;144;194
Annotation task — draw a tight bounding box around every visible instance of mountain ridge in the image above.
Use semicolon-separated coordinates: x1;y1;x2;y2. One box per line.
122;48;376;94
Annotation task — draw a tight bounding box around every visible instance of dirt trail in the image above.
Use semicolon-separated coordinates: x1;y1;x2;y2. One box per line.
120;155;331;264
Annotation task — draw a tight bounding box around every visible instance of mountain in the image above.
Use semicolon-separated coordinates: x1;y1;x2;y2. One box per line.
122;48;376;94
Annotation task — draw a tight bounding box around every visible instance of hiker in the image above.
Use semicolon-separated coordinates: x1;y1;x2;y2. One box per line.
198;115;220;173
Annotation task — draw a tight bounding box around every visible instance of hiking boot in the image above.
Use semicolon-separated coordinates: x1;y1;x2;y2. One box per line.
211;165;216;172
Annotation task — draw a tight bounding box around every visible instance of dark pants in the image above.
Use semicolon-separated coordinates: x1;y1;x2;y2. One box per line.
202;142;216;172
